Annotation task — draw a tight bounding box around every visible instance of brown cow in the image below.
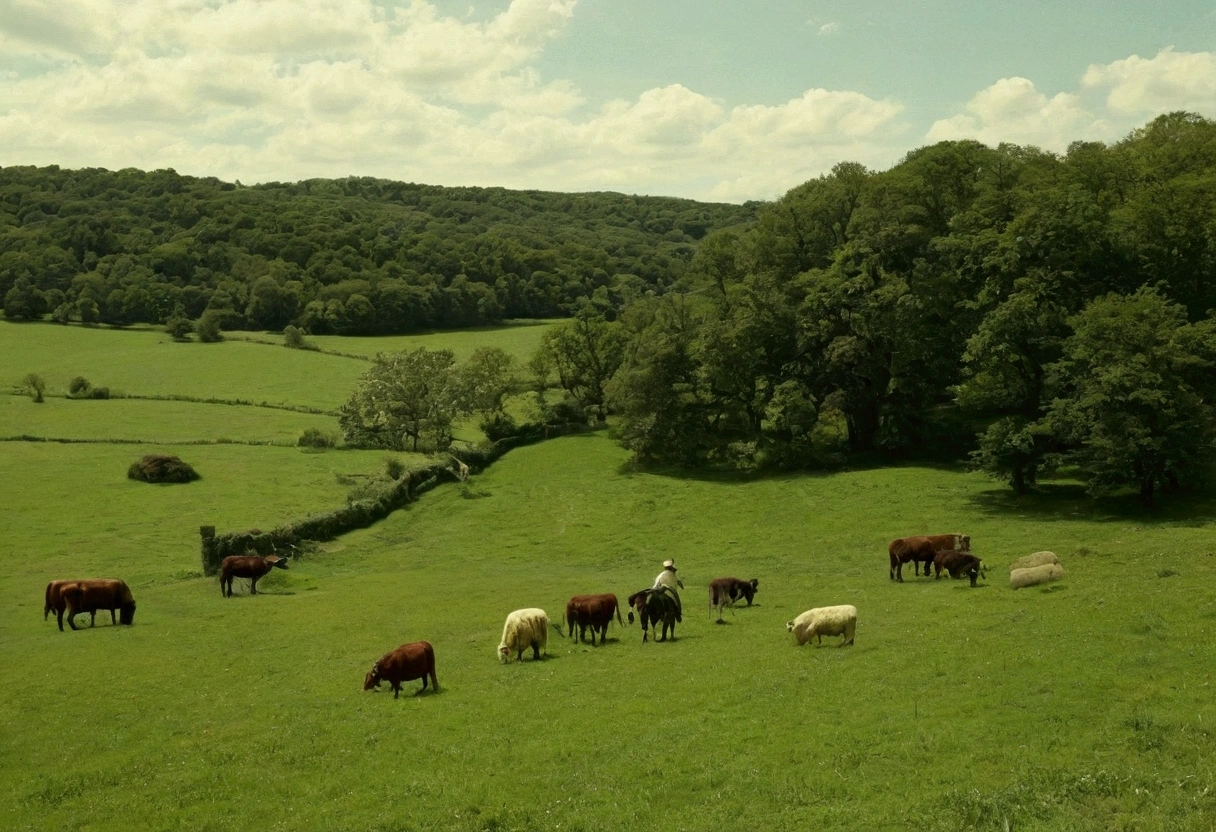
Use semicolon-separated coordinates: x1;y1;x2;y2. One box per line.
709;577;759;622
565;594;624;645
933;550;987;587
889;534;970;582
53;579;136;631
364;641;438;698
220;554;288;597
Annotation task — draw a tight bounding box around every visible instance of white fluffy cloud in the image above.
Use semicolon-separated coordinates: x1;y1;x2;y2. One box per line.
0;0;901;200
925;76;1106;150
1083;47;1216;117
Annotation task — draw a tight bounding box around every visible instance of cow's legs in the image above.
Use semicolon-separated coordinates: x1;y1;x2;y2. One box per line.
532;641;541;660
89;610;96;627
110;608;117;624
57;609;65;632
250;577;259;595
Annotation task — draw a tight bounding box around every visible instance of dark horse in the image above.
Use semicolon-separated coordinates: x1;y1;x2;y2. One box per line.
626;588;679;643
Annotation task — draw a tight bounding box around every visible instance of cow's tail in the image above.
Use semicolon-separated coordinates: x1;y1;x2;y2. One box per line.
44;582;53;620
888;541;900;580
614;599;624;628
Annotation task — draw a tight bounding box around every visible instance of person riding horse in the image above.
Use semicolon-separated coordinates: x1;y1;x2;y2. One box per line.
653;559;684;621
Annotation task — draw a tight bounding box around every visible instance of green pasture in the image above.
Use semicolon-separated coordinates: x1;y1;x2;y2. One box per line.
0;393;338;444
277;319;556;361
2;322;1216;831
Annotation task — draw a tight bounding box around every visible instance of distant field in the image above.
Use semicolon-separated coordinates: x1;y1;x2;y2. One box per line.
293;319;556;361
2;322;1216;831
0;393;338;444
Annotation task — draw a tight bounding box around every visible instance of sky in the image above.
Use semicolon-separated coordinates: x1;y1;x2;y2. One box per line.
2;0;1216;202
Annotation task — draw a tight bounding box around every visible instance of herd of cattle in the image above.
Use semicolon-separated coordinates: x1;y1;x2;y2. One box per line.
44;533;987;696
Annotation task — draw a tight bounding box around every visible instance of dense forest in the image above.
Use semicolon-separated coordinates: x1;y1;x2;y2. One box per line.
0;166;756;332
526;112;1216;504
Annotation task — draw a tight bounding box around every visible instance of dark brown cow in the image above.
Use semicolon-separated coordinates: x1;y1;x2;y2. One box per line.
565;594;625;645
53;579;136;631
220;554;288;597
364;641;438;698
933;550;987;587
708;577;759;622
889;534;970;582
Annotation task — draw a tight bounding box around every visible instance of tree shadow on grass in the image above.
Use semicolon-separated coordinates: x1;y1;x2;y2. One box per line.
964;481;1216;526
616;454;970;485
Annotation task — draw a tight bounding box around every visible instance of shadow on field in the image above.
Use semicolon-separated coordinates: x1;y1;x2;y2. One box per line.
965;482;1216;525
618;455;968;484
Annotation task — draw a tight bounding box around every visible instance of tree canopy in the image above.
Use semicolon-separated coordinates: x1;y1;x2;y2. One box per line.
0;166;756;333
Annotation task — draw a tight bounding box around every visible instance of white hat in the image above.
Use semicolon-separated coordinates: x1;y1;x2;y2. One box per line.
663;559;676;569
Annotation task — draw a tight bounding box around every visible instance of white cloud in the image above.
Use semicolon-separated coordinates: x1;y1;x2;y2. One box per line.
0;0;913;201
1082;47;1216;117
926;76;1107;150
818;22;839;36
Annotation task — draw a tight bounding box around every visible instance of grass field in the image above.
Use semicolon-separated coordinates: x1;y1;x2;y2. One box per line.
3;321;1216;831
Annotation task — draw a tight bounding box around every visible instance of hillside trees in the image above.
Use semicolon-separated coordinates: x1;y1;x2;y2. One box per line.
602;113;1216;501
0;166;755;332
533;309;627;421
1047;287;1216;505
339;348;464;452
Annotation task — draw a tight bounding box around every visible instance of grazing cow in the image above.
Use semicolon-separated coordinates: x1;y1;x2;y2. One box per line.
933;550;987;587
709;577;759;622
364;641;438;698
53;579;137;631
565;594;624;645
220;554;288;597
498;608;555;663
626;588;679;643
786;605;856;647
889;534;971;582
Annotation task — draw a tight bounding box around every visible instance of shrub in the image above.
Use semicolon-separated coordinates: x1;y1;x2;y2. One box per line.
283;325;317;350
196;309;225;343
298;428;337;448
479;411;520;442
384;456;407;480
22;373;46;403
127;454;200;483
67;377;111;400
165;314;194;341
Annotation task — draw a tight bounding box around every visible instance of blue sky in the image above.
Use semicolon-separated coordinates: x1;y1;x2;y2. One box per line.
2;0;1215;201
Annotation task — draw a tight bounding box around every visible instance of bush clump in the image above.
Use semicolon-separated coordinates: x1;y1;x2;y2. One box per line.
128;454;201;483
298;428;337;448
67;376;110;399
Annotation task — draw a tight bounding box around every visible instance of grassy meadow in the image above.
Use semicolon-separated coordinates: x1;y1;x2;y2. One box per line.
3;320;1216;831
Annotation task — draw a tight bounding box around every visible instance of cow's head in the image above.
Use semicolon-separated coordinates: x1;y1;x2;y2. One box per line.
956;535;972;552
266;555;289;570
785;620;796;633
119;601;136;625
498;644;511;664
364;662;382;691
